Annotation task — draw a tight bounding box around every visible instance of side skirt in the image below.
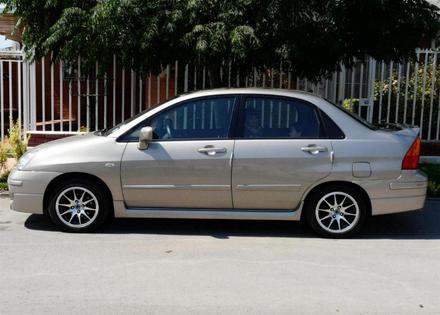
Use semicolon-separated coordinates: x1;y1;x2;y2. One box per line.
113;201;303;221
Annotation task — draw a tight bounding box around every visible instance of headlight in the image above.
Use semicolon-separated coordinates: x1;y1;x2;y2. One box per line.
16;152;35;170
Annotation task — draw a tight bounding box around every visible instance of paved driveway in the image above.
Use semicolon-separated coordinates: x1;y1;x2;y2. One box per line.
1;196;439;314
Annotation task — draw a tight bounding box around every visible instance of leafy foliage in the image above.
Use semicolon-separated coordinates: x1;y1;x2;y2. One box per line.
5;0;440;85
420;163;440;197
7;121;29;160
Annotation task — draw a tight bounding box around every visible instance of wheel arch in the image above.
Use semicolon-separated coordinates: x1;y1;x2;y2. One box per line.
301;180;372;220
43;172;114;216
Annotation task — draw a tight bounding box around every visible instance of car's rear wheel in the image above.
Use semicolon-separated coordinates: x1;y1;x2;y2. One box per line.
305;185;367;238
48;179;110;232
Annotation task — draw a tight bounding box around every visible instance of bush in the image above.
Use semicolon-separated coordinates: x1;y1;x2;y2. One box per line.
420;163;440;198
7;121;29;160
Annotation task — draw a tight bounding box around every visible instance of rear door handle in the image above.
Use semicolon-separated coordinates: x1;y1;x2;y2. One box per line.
197;146;227;156
301;145;328;155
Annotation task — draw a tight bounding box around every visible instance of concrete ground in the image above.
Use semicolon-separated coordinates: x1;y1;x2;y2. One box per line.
0;196;439;315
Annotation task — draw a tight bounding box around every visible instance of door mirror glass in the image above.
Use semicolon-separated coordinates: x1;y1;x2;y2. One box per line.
138;126;153;150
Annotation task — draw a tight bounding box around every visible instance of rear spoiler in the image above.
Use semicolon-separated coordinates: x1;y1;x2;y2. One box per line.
376;121;420;138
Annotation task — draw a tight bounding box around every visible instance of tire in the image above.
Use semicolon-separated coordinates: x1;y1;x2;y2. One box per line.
47;178;110;232
305;185;367;238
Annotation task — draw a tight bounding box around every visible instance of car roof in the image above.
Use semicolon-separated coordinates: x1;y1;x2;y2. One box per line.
176;88;320;100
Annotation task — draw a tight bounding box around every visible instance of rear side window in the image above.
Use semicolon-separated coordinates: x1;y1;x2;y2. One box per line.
320;110;345;139
239;96;326;139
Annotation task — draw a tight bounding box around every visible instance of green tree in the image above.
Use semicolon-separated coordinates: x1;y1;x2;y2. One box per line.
5;0;440;86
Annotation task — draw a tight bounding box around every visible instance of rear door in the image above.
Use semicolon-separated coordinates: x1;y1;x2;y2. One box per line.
232;95;334;210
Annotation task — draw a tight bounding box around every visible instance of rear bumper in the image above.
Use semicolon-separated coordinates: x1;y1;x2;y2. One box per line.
355;170;428;215
8;169;61;214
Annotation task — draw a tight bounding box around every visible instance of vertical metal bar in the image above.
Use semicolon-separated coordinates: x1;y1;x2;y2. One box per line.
254;67;257;87
51;57;55;130
156;73;160;105
68;70;72;131
194;65;197;90
21;61;27;138
411;51;420;126
148;73;151;108
121;68;125;121
41;57;45;130
22;60;28;138
288;71;291;89
338;65;346;106
332;72;337;103
270;68;274;88
228;61;231;88
104;73;107;128
395;63;402;123
18;60;22;134
174;60;178;96
0;62;3;140
419;52;429;138
139;76;143;112
386;61;393;123
428;51;437;140
112;55;116;126
8;61;12;124
367;58;376;122
86;74;90;130
324;79;328;99
349;67;355;111
403;63;410;124
31;62;37;130
262;72;266;88
95;62;99;130
77;56;81;131
279;63;283;88
202;66;206;89
130;67;135;117
236;69;240;87
166;64;170;99
59;61;63;131
184;64;188;92
358;63;364;116
378;62;385;122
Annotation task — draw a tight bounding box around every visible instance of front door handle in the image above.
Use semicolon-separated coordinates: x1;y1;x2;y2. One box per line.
197;145;227;156
301;145;328;155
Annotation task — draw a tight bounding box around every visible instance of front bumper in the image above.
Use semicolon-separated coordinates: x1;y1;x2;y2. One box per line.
8;169;61;214
355;170;428;215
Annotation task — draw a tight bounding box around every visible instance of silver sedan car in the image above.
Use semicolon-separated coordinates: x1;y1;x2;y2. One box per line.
8;89;427;237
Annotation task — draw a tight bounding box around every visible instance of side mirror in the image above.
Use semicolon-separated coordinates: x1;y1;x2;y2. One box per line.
138;126;153;150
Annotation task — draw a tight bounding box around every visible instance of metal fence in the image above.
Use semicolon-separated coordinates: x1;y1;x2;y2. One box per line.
1;49;440;142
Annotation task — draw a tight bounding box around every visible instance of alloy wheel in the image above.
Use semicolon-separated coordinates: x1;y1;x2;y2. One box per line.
55;187;99;229
315;191;360;234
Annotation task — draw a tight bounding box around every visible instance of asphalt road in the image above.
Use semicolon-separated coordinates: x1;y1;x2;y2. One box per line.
1;196;440;315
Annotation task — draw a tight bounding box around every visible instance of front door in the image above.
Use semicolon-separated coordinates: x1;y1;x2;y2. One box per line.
232;95;333;210
121;96;237;208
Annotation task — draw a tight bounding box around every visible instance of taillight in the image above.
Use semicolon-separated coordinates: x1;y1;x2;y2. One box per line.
402;137;421;170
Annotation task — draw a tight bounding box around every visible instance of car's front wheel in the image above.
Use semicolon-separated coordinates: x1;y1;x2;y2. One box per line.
305;185;367;238
48;179;110;232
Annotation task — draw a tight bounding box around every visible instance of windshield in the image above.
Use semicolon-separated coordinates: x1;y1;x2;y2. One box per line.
99;95;180;136
324;99;377;130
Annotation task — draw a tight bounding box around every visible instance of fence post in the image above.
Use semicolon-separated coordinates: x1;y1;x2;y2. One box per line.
367;58;376;122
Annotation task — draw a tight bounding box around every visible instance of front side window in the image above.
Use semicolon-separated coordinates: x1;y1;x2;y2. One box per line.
240;96;325;139
122;97;236;141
